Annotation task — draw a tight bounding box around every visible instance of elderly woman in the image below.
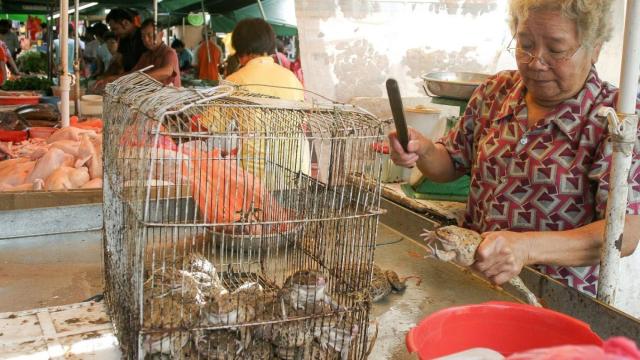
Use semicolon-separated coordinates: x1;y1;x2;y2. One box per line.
390;0;640;316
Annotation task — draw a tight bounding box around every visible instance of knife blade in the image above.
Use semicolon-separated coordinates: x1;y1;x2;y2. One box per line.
386;78;409;152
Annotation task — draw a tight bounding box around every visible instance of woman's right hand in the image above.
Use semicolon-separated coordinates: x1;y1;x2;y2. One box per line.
388;127;434;168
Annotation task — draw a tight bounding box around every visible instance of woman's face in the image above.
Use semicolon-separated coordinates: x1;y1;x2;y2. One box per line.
515;9;601;107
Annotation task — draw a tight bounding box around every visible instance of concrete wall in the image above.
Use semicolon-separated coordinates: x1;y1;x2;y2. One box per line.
296;0;627;103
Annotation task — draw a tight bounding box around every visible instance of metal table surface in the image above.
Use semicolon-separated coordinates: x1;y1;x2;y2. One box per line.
1;197;639;359
0;222;518;360
378;197;640;347
369;223;517;359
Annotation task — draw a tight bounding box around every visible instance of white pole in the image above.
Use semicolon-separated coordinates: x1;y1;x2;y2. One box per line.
153;0;158;47
59;0;71;128
597;0;640;305
74;0;81;117
154;0;158;26
256;0;267;20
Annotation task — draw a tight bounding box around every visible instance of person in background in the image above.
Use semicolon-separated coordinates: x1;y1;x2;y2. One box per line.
208;18;309;182
39;23;49;43
171;39;192;72
131;19;180;87
0;39;19;81
83;26;99;75
0;20;19;58
223;53;240;78
193;28;221;81
105;8;144;73
26;16;41;42
53;24;84;74
89;23;111;77
0;40;17;85
272;38;291;70
389;0;640;317
226;18;303;100
100;32;122;77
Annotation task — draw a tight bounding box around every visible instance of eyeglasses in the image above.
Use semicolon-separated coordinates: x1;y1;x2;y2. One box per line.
507;38;582;68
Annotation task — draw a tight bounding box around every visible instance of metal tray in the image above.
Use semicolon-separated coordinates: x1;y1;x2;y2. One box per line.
210;224;303;252
421;71;490;100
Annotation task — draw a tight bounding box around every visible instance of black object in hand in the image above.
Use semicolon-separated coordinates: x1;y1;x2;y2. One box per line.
386;78;409;152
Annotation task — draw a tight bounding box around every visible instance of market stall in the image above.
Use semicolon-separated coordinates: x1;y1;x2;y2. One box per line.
1;0;640;359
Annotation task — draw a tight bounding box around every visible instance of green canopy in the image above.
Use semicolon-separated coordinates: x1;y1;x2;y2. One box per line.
1;14;48;22
0;0;297;36
209;13;297;36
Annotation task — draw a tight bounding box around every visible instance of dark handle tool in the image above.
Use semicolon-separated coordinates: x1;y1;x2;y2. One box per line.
386;78;409;152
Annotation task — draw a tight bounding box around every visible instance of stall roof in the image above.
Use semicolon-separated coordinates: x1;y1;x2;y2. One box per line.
1;0;280;18
0;0;296;35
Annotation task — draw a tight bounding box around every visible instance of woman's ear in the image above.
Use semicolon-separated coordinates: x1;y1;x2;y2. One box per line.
591;43;603;65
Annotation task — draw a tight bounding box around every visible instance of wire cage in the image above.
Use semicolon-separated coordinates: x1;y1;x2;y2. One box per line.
103;72;386;359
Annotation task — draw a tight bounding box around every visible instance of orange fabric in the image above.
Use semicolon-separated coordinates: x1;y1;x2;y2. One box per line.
0;42;8;84
27;17;42;41
197;40;221;81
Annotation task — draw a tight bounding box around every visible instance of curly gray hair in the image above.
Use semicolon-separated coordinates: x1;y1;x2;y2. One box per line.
509;0;613;47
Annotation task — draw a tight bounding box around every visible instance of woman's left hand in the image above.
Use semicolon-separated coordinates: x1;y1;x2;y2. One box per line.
472;231;531;286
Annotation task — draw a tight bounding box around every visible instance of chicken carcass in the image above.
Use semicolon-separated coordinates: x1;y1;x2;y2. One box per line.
11;138;50;160
26;148;70;183
0;159;36;188
0;179;44;192
47;127;97;144
50;140;81;158
76;135;102;179
81;178;102;189
45;166;90;190
0;141;15;159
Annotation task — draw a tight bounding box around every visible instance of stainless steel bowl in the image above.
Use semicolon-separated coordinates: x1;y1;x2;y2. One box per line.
421;72;490;100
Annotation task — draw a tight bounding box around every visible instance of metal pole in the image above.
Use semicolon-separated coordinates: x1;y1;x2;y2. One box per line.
255;0;281;65
154;0;158;25
59;0;70;128
154;0;158;45
256;0;267;20
166;24;170;45
597;0;640;305
201;0;211;64
73;0;81;117
47;0;54;81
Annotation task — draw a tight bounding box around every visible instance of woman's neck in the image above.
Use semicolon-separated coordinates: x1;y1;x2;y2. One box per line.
525;93;555;129
238;53;267;66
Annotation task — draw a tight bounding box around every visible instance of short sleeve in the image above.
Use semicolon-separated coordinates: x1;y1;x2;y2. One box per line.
589;110;640;218
435;86;484;174
164;49;179;77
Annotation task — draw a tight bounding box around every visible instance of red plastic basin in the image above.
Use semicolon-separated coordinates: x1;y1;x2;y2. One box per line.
0;95;40;105
0;129;28;142
406;301;603;359
29;126;57;139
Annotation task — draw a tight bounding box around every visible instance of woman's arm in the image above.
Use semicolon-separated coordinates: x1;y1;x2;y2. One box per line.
143;52;177;83
473;215;640;285
388;127;461;183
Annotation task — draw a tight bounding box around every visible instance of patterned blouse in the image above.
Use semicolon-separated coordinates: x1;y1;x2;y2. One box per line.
438;68;640;296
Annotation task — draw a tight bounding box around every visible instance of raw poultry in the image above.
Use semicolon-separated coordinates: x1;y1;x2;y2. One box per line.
0;119;104;191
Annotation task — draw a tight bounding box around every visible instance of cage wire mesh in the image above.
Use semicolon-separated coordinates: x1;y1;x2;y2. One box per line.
103;72;386;359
